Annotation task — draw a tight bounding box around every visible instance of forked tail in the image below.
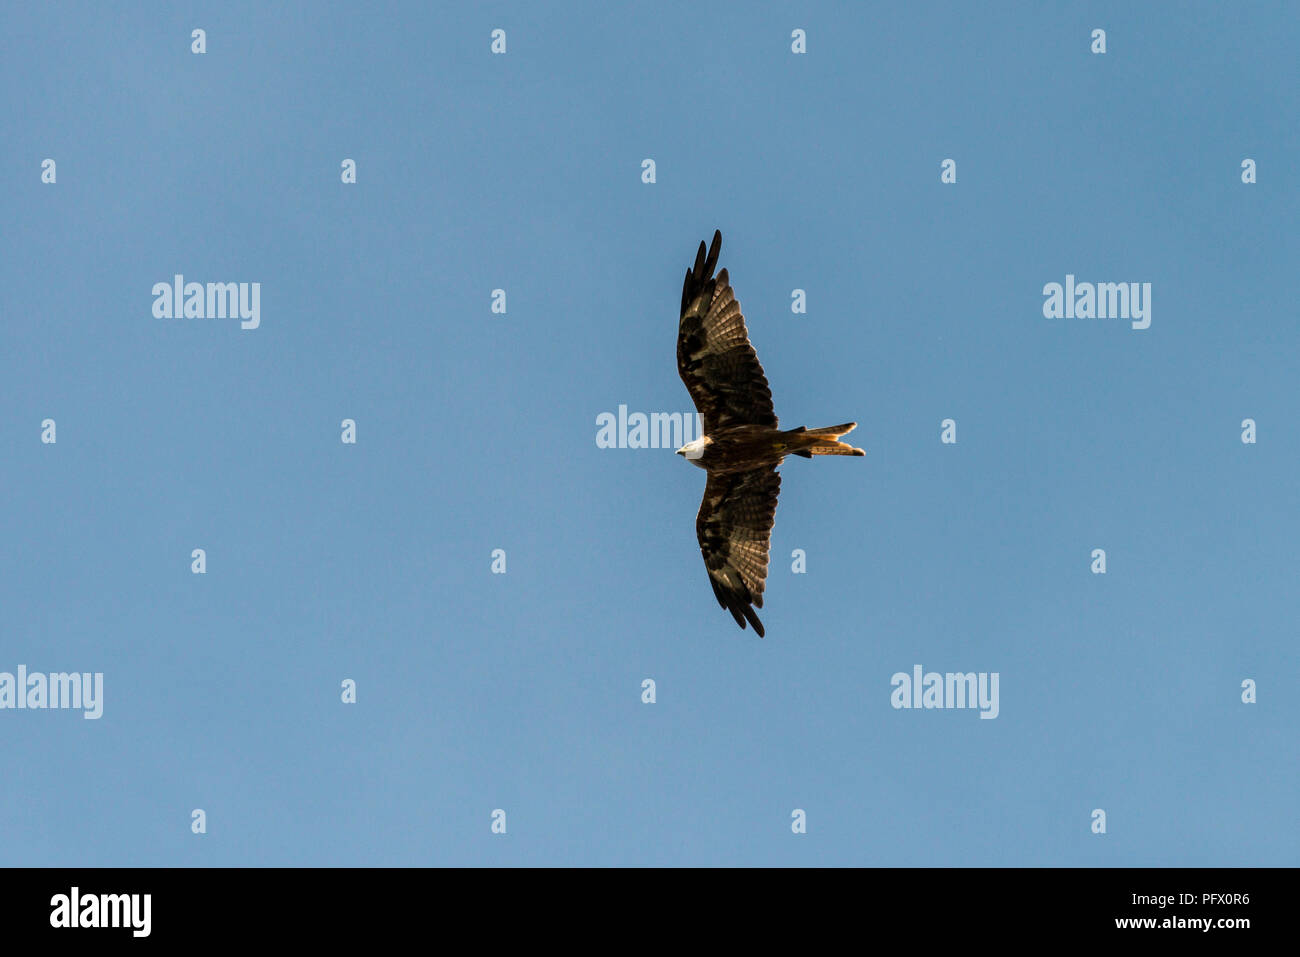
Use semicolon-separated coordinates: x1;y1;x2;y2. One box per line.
785;422;865;458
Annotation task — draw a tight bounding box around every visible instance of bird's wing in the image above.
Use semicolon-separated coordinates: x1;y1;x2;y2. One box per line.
696;466;781;637
677;230;778;433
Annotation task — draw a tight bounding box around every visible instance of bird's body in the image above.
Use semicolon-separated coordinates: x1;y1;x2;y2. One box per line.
678;424;861;475
674;230;864;637
678;425;779;474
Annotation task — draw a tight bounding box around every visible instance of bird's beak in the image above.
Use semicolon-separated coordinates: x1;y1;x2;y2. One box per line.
675;448;684;455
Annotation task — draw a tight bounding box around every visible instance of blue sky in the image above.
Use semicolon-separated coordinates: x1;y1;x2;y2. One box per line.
1;1;1297;866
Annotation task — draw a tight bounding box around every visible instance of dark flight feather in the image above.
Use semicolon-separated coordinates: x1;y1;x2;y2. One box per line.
695;467;780;638
677;230;778;434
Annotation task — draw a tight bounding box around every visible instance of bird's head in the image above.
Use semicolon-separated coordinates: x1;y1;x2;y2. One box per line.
676;437;708;466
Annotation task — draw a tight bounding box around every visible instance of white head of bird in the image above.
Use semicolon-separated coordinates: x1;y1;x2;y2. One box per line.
676;437;708;467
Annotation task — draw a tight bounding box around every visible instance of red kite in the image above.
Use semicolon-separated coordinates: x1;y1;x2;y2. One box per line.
676;231;864;637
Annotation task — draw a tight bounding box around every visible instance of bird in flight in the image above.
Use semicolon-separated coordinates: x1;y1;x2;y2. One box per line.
676;230;864;637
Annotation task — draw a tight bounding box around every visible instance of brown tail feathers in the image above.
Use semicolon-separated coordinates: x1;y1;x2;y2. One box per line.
786;423;865;458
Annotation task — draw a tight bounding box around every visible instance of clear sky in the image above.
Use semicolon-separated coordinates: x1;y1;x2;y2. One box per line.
2;1;1296;866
